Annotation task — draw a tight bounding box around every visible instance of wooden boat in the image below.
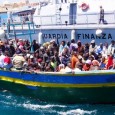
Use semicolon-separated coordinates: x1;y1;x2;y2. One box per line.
0;69;115;104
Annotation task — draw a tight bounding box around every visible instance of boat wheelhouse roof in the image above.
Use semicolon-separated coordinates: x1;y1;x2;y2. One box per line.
13;6;35;15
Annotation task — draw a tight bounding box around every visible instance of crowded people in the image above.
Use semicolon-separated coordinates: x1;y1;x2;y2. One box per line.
0;38;114;73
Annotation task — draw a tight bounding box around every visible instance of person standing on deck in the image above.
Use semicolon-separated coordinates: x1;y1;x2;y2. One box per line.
99;6;104;24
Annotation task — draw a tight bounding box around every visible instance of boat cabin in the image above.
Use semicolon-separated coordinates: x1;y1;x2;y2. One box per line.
9;6;36;23
33;0;115;26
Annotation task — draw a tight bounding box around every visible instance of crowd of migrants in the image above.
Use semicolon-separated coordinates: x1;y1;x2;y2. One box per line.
0;38;115;73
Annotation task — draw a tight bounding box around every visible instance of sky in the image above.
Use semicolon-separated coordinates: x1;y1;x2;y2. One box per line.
1;0;48;4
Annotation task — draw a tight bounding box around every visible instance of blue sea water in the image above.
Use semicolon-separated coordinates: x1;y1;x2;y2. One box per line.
0;90;115;115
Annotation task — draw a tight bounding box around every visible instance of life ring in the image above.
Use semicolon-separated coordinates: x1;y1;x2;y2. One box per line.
80;3;89;11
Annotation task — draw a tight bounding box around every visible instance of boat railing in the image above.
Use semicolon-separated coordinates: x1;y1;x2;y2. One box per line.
77;11;115;25
33;11;115;26
1;11;115;27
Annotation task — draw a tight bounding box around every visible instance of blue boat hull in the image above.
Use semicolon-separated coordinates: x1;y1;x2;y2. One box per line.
0;70;115;104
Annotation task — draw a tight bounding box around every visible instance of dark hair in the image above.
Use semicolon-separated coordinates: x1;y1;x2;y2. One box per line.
71;39;75;43
100;6;102;8
111;40;115;43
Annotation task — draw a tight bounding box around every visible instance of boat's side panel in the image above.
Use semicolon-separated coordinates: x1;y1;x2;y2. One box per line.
0;70;115;87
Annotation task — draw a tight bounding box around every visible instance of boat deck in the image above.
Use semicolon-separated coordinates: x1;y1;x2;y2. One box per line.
2;23;115;30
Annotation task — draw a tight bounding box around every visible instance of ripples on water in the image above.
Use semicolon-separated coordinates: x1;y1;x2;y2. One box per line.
0;90;115;115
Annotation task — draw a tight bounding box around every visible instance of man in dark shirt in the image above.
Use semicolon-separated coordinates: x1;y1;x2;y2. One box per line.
99;6;104;24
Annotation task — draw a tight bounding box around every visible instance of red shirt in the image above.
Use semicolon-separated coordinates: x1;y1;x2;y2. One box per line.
106;56;113;69
4;56;11;64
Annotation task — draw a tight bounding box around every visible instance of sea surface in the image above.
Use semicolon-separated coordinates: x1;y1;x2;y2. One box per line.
0;90;115;115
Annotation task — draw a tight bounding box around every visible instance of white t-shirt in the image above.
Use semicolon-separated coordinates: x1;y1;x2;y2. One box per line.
73;68;81;73
0;54;5;68
64;67;72;73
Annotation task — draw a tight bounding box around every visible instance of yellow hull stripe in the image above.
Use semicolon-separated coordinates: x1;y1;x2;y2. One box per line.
0;76;115;88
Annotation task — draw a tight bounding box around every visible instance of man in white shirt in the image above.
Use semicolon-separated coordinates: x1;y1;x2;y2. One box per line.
108;40;115;55
0;53;5;68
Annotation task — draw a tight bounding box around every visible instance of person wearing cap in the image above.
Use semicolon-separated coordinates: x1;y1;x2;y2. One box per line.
99;6;104;24
3;51;12;70
75;55;84;70
83;59;92;71
28;55;35;66
49;39;58;52
90;59;100;70
59;64;65;72
12;52;25;70
89;40;97;55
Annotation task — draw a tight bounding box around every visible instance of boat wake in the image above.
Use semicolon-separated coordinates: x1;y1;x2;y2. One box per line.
23;103;66;110
22;103;96;115
58;109;96;115
0;90;115;115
